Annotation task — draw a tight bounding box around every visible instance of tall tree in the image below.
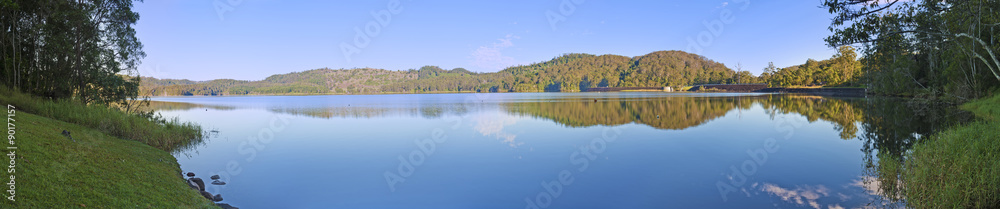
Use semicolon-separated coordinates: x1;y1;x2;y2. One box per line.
1;0;145;106
823;0;1000;97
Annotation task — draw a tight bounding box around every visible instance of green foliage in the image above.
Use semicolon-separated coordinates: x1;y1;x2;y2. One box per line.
861;94;1000;208
1;0;147;106
874;150;905;203
823;0;1000;98
0;2;214;207
902;94;1000;208
961;92;1000;120
827;3;1000;203
763;46;862;87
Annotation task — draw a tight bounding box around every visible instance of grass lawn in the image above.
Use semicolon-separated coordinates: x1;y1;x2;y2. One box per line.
0;112;217;208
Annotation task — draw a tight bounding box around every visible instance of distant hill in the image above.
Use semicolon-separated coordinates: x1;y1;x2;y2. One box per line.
140;50;737;96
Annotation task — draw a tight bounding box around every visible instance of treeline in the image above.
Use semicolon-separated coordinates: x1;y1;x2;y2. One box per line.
142;48;874;96
760;46;863;87
141;50;748;95
144;79;249;96
1;0;146;109
381;51;740;93
823;0;1000;98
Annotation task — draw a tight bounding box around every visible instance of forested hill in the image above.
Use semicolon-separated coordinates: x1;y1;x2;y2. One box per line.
141;50;738;96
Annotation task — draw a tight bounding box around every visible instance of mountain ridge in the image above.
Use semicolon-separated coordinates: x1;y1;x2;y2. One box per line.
141;50;739;96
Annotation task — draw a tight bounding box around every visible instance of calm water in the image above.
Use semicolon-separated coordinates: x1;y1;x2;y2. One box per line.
149;92;968;209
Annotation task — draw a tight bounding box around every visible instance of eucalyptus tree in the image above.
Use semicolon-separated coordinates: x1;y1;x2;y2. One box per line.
1;0;145;107
823;0;1000;97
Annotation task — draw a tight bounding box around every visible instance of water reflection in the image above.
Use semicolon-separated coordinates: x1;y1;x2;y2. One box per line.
504;95;867;140
856;98;972;207
759;95;864;140
146;100;235;111
146;93;969;208
758;183;832;209
472;113;523;148
271;104;475;119
858;98;972;161
505;96;746;130
215;95;864;135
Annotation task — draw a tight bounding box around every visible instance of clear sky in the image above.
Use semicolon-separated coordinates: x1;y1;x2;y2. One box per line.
135;0;838;81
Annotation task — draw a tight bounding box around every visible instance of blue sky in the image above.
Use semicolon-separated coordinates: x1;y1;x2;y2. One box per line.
135;0;838;81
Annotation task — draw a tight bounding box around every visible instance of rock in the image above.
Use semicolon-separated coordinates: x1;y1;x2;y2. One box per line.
189;178;206;191
186;172;195;177
212;194;223;202
186;179;201;191
61;130;73;140
210;175;220;180
200;191;213;200
211;179;226;185
216;203;240;209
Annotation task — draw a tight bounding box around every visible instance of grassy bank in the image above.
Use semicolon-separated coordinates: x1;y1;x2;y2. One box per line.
0;112;217;208
0;87;202;151
901;93;1000;208
0;87;216;208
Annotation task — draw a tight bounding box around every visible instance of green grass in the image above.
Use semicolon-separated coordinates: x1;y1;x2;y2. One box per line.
0;112;217;208
901;93;1000;208
961;93;1000;121
0;87;202;151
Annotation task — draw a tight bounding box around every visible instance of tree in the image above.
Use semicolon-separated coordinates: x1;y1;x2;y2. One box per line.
823;0;1000;97
828;45;861;86
1;0;146;106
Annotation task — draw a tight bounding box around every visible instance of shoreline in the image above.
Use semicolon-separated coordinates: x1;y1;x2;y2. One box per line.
145;87;869;98
0;112;219;208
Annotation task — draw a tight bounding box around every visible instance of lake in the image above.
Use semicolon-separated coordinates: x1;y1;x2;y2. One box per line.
149;92;969;208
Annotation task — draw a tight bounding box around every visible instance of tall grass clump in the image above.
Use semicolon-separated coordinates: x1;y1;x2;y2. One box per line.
901;94;1000;208
0;87;203;151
